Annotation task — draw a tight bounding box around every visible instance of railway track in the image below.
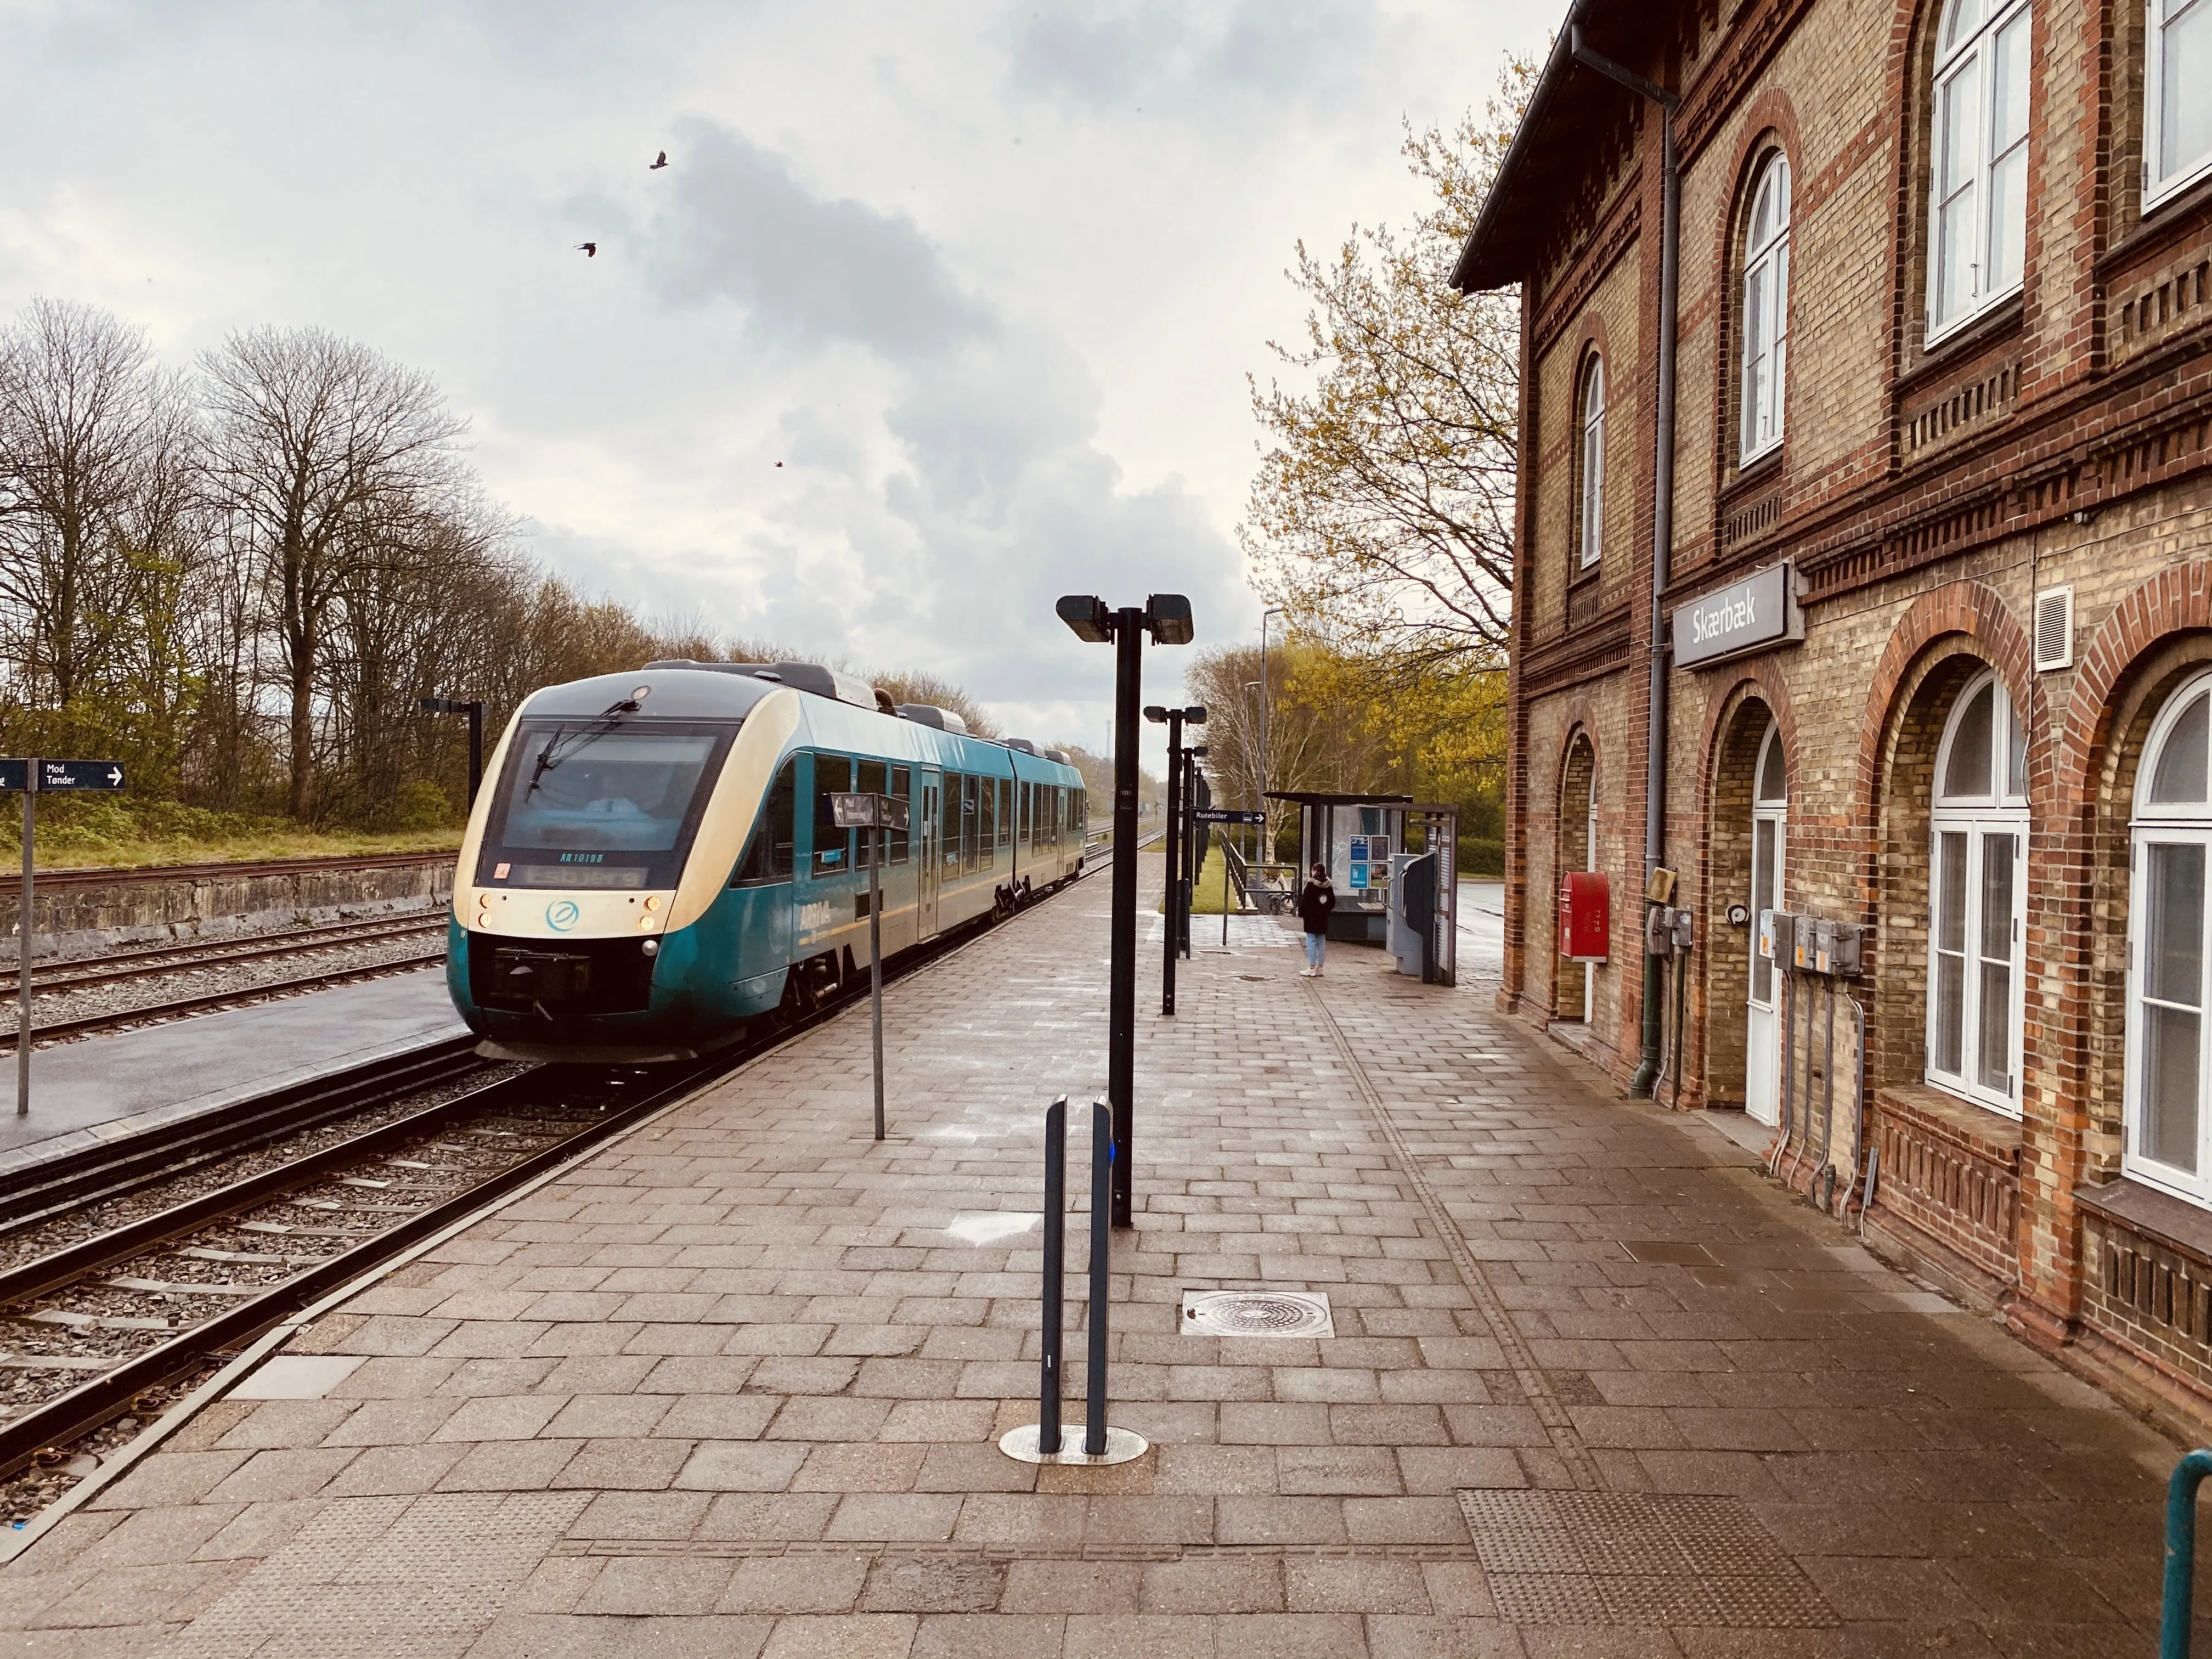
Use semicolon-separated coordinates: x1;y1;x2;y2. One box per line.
0;842;1144;1491
0;849;453;896
20;911;444;996
0;947;446;1054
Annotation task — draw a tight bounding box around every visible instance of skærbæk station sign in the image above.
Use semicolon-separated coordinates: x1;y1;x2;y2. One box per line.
1670;561;1804;670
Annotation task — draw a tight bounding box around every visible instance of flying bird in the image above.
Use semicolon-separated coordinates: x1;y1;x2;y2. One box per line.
650;151;668;170
575;242;598;257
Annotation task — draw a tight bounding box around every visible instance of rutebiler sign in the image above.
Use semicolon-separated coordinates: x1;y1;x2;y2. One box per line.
1671;562;1803;669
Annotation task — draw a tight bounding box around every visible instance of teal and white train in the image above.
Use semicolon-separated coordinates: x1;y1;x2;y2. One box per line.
445;661;1088;1063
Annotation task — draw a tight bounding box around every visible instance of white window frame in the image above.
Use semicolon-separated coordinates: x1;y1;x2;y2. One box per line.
2126;670;2212;1204
1577;356;1605;571
1926;670;2029;1117
1927;0;2034;344
2147;0;2212;208
1740;152;1791;465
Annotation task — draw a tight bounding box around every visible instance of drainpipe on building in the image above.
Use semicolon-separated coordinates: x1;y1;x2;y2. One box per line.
1569;24;1680;1098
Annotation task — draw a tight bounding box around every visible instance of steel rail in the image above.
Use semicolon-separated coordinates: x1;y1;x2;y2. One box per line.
0;850;454;895
0;952;445;1055
0;1070;682;1479
0;1036;485;1238
23;913;444;994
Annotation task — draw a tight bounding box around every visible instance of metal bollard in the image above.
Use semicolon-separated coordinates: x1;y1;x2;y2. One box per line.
2163;1448;2212;1656
1087;1097;1112;1457
1039;1097;1067;1454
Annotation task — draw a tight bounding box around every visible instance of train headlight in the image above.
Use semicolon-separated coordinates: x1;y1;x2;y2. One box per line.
639;914;659;932
642;895;660;912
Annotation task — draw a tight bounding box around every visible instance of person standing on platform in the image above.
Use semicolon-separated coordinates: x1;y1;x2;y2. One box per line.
1297;862;1335;977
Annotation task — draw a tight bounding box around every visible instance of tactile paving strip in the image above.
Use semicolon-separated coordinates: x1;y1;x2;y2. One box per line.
1459;1489;1837;1628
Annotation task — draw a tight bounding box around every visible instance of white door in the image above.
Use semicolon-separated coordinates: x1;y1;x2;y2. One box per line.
1746;723;1786;1125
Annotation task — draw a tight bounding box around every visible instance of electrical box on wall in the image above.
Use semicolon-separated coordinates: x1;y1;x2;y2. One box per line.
1776;913;1864;978
1559;872;1610;962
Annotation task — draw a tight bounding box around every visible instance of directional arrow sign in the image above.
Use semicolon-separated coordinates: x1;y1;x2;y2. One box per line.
1191;808;1264;825
0;760;128;793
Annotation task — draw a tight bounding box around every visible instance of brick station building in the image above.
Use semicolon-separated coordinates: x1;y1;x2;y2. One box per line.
1460;0;2212;1424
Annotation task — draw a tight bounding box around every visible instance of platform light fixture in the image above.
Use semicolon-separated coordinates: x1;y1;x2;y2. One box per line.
1144;703;1207;1016
1056;592;1196;1226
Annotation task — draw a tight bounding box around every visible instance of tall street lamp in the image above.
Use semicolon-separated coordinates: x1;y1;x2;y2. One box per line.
1057;593;1194;1227
1145;703;1205;1013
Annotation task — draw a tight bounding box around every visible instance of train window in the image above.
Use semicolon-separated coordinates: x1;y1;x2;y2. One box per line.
889;767;911;865
997;779;1012;848
943;774;963;870
980;775;997;864
1021;781;1032;849
813;754;853;876
856;760;886;868
732;758;797;886
962;774;980;873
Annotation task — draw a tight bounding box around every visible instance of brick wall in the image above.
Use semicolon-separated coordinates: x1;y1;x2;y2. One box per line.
1497;0;2212;1425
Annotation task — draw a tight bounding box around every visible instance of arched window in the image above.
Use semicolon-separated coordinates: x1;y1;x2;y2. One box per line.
2128;672;2212;1201
1740;151;1791;462
1927;670;2029;1114
1577;355;1605;571
2148;0;2212;206
1928;0;2032;341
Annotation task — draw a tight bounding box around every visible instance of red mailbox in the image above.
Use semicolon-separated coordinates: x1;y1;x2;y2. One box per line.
1558;871;1610;962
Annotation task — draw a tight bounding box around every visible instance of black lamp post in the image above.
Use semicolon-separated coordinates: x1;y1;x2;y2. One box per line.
1144;704;1205;1015
1057;594;1193;1227
420;696;487;803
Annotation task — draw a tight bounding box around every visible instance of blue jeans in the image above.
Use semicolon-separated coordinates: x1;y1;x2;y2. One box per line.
1304;932;1326;969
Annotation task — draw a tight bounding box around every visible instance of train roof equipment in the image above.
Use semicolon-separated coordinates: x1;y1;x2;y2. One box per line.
895;703;969;734
642;659;878;710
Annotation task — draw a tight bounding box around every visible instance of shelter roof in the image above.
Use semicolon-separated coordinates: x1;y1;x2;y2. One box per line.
1265;792;1415;807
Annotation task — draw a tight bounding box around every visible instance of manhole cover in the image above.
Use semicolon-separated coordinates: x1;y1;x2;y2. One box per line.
1181;1289;1333;1337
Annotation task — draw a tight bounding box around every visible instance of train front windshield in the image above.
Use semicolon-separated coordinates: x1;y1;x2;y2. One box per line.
476;721;733;890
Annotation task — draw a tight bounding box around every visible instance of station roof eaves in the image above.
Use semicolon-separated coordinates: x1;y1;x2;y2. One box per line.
1449;0;1676;295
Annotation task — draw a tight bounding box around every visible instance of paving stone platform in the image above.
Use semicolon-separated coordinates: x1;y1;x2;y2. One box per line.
1;856;2202;1656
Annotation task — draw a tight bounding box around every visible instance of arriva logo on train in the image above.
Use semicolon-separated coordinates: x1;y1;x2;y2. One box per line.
545;899;582;932
1670;561;1801;669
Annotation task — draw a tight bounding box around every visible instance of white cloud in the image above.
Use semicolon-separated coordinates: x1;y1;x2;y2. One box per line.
0;0;1542;764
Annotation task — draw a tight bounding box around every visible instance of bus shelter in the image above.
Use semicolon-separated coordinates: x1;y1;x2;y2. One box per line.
1265;792;1459;984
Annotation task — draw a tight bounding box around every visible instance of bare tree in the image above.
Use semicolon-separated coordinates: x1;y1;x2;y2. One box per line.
0;299;160;715
201;328;466;819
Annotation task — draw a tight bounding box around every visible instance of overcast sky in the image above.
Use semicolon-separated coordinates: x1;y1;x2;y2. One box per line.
0;0;1537;765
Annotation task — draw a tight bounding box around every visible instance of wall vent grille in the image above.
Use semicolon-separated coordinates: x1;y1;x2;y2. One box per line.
2034;586;2074;672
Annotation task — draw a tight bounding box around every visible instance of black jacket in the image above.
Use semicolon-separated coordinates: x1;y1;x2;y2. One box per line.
1297;879;1336;935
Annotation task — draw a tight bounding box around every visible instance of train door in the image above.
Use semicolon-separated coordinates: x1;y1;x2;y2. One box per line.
918;769;942;936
